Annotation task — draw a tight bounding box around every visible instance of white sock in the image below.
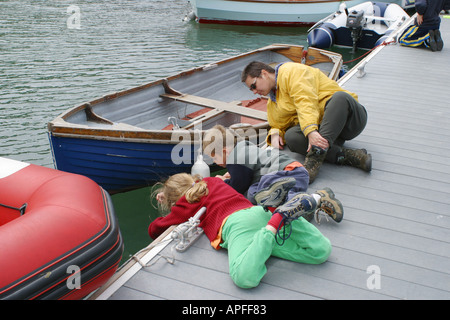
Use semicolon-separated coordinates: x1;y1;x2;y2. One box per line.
312;193;321;206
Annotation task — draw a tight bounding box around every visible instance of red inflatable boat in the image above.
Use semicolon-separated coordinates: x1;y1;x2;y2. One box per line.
0;157;123;300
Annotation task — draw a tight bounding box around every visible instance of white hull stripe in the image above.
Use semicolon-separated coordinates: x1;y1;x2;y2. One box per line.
0;157;30;179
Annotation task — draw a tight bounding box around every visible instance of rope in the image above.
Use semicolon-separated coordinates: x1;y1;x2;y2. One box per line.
131;237;176;268
138;244;176;268
343;39;396;64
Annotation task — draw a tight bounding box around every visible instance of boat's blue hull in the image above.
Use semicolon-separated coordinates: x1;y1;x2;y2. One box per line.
49;134;203;193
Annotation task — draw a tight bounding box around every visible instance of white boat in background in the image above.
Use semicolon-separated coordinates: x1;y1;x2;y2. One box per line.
307;1;409;51
396;0;415;9
184;0;415;27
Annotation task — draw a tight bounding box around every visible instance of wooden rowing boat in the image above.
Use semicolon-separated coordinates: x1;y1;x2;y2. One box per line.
48;44;343;193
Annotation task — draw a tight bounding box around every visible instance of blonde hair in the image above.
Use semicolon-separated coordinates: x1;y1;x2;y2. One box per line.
202;125;238;158
151;173;209;216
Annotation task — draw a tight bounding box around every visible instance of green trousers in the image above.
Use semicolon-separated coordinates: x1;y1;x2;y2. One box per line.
220;206;332;289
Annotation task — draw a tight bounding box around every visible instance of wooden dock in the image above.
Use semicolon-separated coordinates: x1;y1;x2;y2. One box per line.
90;15;450;301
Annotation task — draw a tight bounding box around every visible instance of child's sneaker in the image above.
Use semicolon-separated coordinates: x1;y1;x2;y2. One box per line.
272;192;317;245
254;177;296;208
273;192;317;224
314;187;344;223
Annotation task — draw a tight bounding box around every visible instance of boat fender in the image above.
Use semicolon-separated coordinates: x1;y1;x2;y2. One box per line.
307;23;335;49
357;62;367;78
374;30;393;47
183;11;196;22
191;149;210;178
372;2;389;18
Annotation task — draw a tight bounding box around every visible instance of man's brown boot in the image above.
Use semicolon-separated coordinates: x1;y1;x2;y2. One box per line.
304;146;327;184
337;147;372;172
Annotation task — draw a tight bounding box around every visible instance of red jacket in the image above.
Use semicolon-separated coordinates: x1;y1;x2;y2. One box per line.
148;177;253;241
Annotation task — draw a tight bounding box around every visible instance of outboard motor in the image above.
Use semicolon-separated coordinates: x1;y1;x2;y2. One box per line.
346;9;365;52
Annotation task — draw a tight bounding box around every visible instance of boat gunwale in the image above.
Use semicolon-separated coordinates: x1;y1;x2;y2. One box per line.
48;122;271;143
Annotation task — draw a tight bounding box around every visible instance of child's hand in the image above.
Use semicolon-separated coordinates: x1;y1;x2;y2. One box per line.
417;14;423;25
215;172;231;181
156;192;165;203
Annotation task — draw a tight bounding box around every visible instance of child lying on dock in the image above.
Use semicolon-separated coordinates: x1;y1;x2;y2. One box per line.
148;172;342;288
202;124;310;211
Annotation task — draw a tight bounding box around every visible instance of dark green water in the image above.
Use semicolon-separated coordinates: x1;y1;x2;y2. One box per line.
110;186;157;263
1;0;364;263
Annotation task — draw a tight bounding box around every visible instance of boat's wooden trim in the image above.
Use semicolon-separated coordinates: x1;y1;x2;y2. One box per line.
178;109;227;129
270;45;304;64
84;103;114;125
48;127;191;142
160;93;268;121
48;120;270;142
271;46;342;80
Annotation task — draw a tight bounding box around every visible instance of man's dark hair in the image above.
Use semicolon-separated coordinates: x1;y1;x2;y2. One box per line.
241;61;275;82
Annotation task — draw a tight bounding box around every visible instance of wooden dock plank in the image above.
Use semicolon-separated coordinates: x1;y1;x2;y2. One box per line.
126;270;239;300
139;247;319;300
109;286;162;300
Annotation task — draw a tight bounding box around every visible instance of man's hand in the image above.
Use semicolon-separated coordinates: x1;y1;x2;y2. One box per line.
270;132;284;149
307;130;329;152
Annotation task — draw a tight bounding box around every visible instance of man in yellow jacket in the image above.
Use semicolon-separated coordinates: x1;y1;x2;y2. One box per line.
241;61;371;183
